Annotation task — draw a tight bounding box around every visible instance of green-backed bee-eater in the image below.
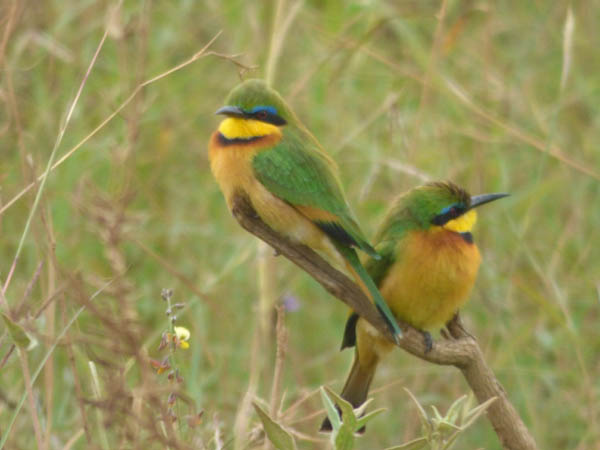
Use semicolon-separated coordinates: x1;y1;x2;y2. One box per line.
208;79;402;341
321;181;507;431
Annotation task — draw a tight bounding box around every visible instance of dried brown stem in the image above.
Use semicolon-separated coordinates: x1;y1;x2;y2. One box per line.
18;347;43;449
231;193;537;450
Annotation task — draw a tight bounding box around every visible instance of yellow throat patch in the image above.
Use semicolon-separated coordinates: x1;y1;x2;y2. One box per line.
218;118;281;140
443;209;478;233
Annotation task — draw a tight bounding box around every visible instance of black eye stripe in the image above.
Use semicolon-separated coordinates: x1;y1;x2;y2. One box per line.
431;205;466;226
248;109;287;126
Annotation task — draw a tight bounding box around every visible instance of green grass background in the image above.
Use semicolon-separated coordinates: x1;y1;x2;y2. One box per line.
1;1;599;448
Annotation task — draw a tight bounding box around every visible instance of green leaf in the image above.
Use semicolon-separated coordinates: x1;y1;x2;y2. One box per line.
461;396;497;429
323;386;358;429
252;402;296;450
356;407;386;429
1;313;33;349
320;387;342;431
352;397;374;419
431;405;444;423
320;387;358;449
334;426;355;450
435;419;461;433
445;395;467;423
403;388;431;433
442;430;461;450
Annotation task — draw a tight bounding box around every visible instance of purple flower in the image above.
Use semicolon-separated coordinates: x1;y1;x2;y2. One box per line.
281;293;301;312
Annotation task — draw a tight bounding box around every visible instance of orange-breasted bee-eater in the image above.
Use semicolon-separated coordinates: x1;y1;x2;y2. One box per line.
321;181;508;431
208;79;402;341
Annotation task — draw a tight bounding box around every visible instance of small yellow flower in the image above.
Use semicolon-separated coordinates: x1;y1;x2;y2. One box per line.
174;326;190;349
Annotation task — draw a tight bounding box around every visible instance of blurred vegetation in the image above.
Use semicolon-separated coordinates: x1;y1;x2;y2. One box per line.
1;0;599;449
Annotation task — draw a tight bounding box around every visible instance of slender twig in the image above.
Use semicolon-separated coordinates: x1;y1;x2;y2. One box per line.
61;428;84;450
443;78;600;181
265;0;304;87
269;305;287;417
414;0;448;135
61;294;91;444
263;305;288;450
231;193;538;450
88;361;110;450
0;344;15;371
18;347;43;449
232;318;262;450
0;33;253;219
1;0;124;301
0;279;115;450
341;36;599;182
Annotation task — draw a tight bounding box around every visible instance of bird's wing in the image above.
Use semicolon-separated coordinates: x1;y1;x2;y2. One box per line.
252;129;377;257
364;239;396;287
340;239;397;350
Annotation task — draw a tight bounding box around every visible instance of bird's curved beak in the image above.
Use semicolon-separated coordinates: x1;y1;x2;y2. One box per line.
215;105;245;117
469;193;509;209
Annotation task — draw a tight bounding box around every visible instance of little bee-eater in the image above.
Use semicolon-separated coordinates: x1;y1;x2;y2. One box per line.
321;181;507;431
208;79;402;341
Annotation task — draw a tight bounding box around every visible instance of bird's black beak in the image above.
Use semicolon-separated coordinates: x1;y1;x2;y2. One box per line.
215;105;245;118
469;192;509;209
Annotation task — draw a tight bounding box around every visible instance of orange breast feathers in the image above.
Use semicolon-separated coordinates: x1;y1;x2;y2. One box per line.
379;228;481;329
208;131;280;207
208;131;339;256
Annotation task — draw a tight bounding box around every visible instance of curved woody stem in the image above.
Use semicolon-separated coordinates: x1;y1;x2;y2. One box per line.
231;193;537;450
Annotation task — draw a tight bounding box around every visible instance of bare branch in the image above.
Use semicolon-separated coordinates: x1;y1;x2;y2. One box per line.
231;193;537;450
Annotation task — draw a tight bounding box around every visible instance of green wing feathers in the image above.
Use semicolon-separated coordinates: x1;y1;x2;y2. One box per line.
338;241;396;350
251;128;402;337
364;240;396;287
335;244;402;340
252;130;377;256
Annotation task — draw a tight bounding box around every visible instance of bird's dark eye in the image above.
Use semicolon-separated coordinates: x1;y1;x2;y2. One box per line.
256;110;268;120
449;207;457;216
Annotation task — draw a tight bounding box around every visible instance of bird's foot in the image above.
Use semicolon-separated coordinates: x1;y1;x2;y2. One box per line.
420;330;433;353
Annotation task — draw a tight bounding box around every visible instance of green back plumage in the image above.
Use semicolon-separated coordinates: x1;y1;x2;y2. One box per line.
226;79;377;256
253;128;376;255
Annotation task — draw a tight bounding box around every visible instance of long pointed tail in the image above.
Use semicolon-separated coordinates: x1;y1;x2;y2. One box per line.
337;245;403;342
320;351;378;432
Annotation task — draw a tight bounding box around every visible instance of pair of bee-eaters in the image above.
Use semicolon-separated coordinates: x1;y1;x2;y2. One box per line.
208;79;507;428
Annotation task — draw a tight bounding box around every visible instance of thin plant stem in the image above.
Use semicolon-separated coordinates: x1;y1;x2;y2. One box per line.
1;0;124;301
88;361;110;450
0;32;252;220
18;347;43;449
0;279;114;450
268;305;287;417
